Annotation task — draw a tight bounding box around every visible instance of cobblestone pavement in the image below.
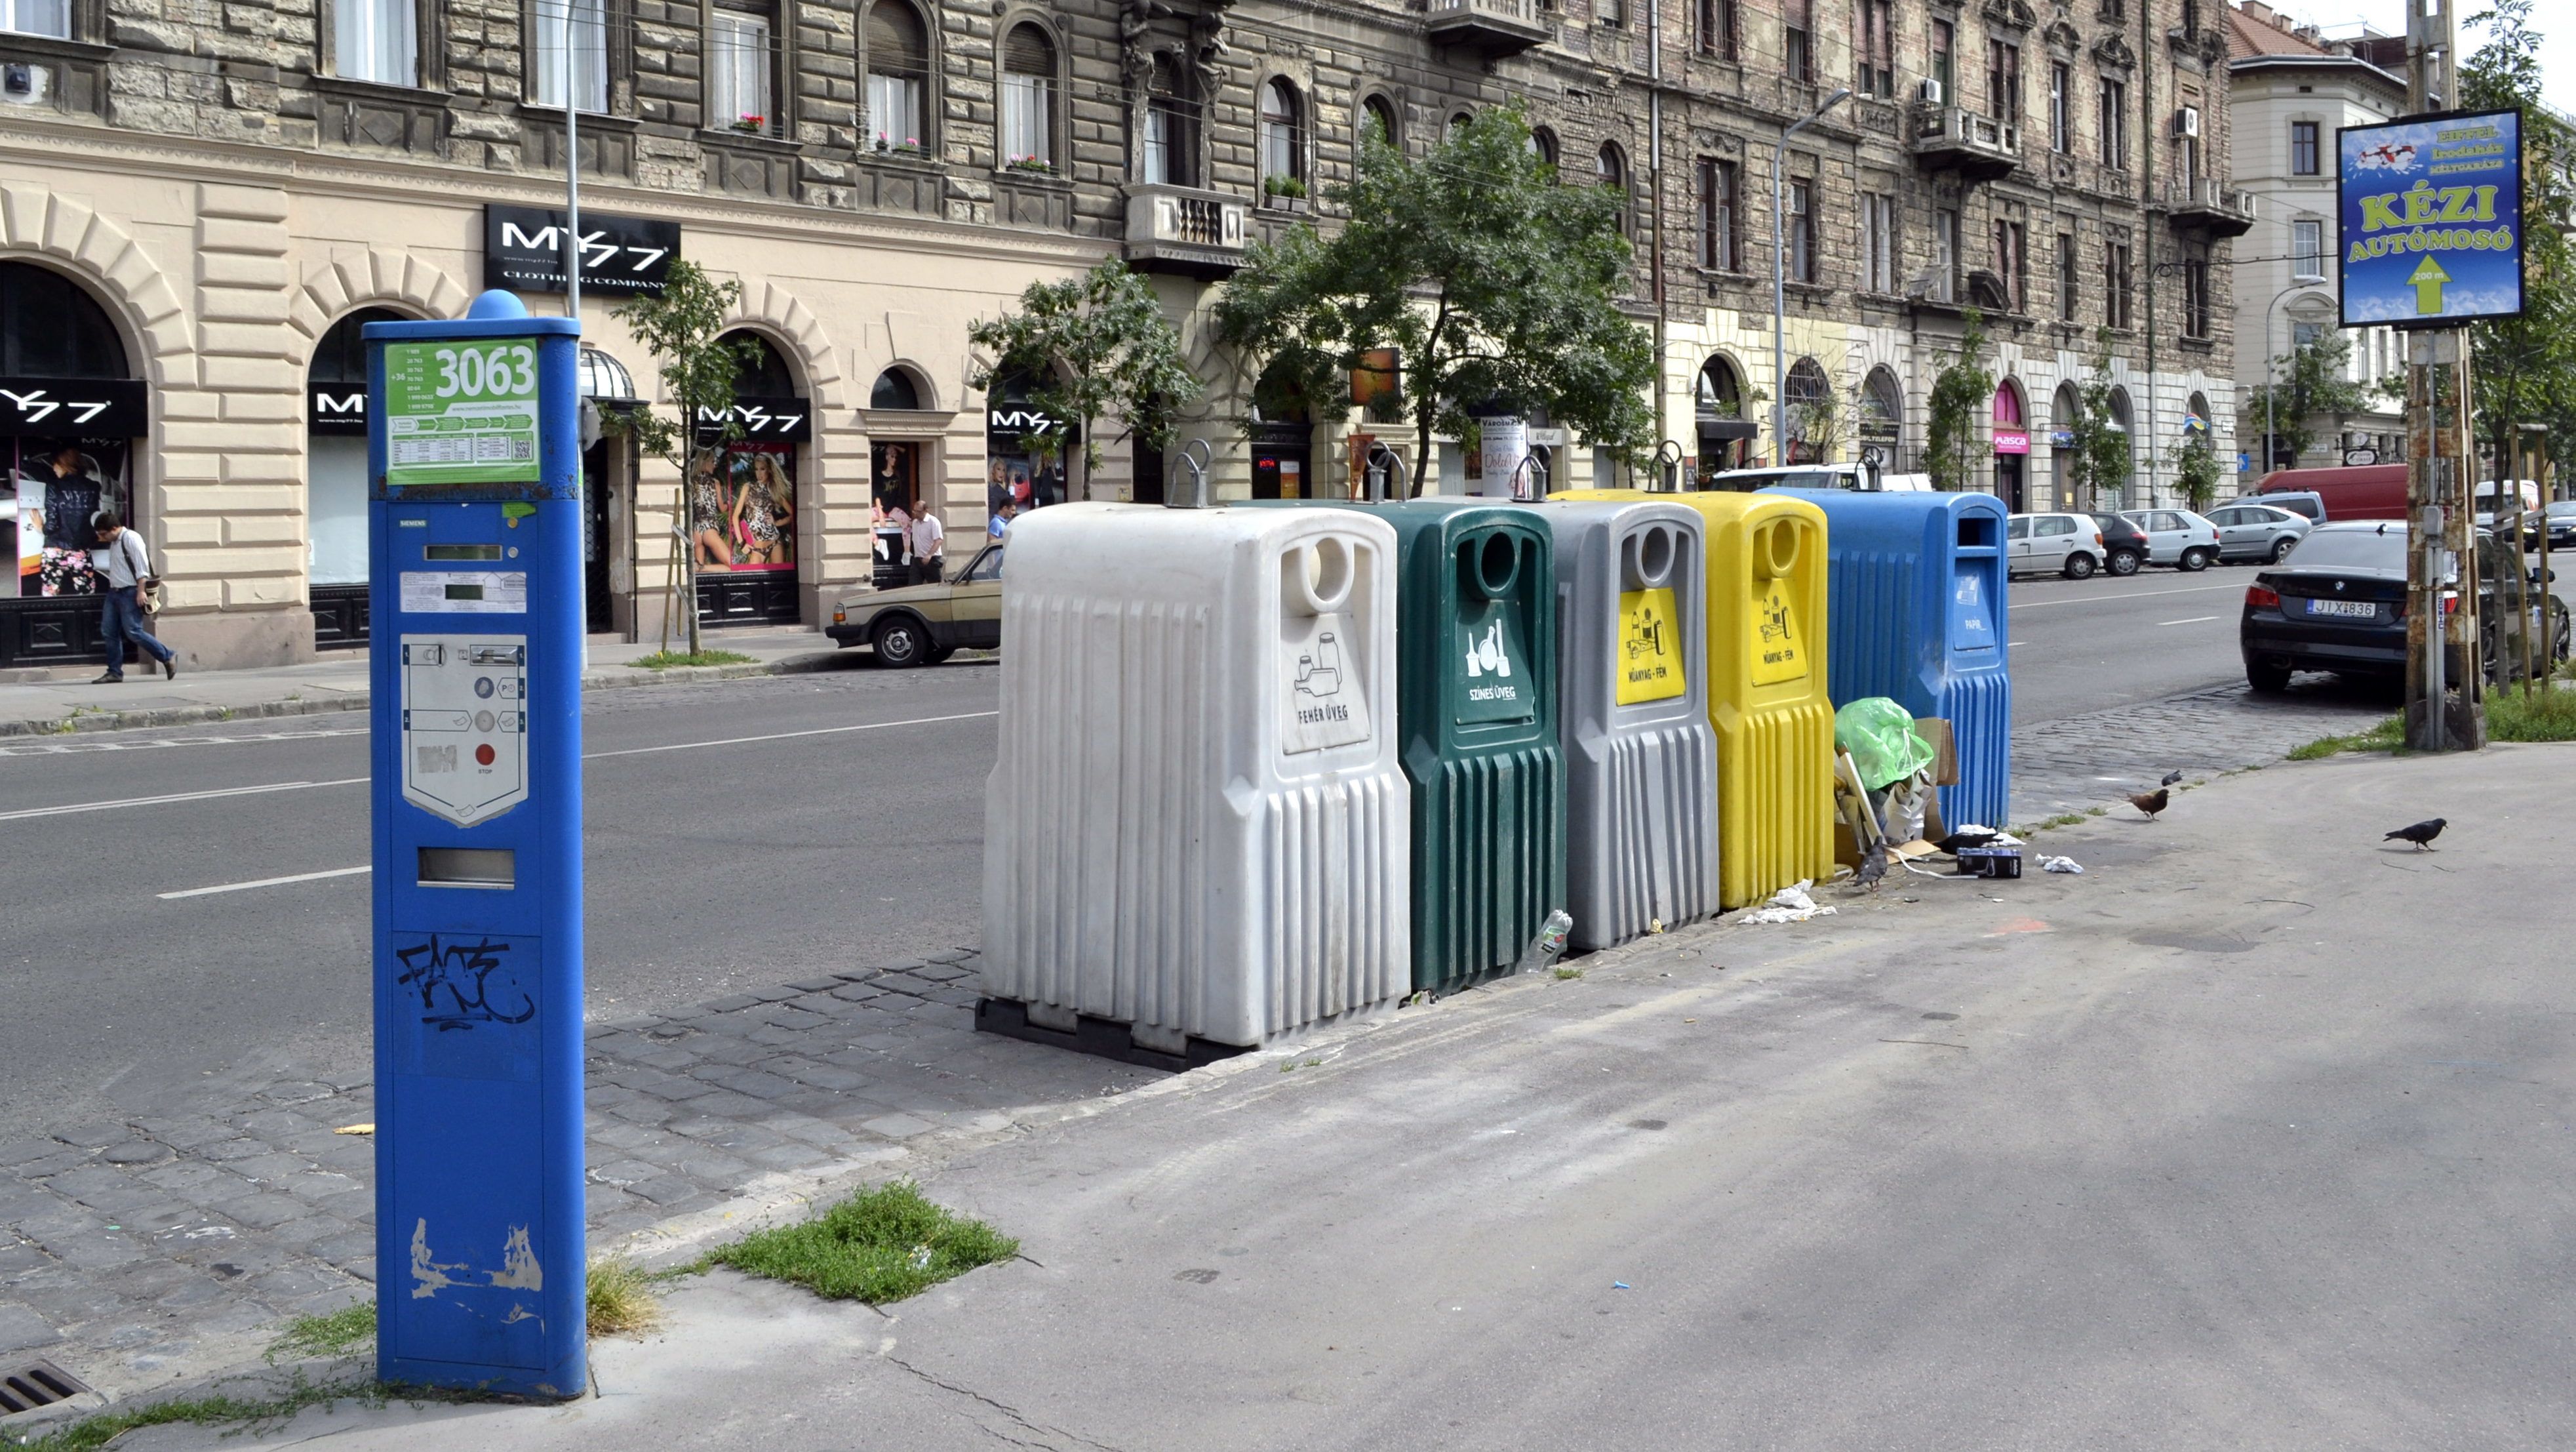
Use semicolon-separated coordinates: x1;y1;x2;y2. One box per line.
0;950;1155;1399
2008;679;2388;825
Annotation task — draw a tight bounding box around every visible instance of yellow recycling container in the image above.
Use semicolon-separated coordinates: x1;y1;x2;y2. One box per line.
1554;489;1835;906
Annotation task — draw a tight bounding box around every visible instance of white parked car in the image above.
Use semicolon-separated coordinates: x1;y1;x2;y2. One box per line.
1713;462;1934;493
2118;508;2223;571
2204;501;2312;563
2007;511;2110;578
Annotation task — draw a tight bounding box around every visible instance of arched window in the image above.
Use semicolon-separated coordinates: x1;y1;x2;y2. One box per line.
1360;94;1400;150
1860;365;1903;452
1785;356;1831;460
724;331;799;395
306;306;406;389
1001;23;1056;167
865;0;929;151
1529;125;1558;168
307;306;410;605
1695;353;1752;477
1259;78;1303;189
2105;385;2135;503
1695;355;1743;418
1596;142;1629;233
1448;110;1474;142
870;366;924;411
0;263;127;379
1140;52;1198;185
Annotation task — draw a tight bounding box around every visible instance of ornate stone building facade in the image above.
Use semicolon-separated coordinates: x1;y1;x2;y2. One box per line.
0;0;2236;668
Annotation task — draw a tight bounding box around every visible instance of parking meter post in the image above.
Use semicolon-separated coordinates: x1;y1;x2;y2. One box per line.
364;294;587;1399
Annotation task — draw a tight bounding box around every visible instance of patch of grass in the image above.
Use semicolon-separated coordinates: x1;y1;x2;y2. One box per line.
586;1259;664;1337
628;649;757;670
709;1180;1018;1304
1553;966;1583;980
11;1373;378;1452
2485;681;2576;741
2084;805;2109;817
2026;811;2090;832
2287;713;2404;759
266;1301;376;1363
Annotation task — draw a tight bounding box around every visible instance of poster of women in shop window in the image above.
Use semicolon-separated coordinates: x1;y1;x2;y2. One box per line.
10;437;129;597
688;441;796;575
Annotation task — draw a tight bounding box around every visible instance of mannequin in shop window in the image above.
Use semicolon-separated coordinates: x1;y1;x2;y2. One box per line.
31;444;106;595
690;453;736;569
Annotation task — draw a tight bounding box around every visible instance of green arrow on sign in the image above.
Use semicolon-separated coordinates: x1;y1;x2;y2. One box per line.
2409;256;2450;315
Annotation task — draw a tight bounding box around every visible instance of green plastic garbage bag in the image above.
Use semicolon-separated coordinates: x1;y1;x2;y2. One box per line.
1834;697;1935;792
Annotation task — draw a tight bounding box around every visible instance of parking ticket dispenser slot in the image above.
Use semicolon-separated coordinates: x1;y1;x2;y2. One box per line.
426;544;505;561
418;846;516;888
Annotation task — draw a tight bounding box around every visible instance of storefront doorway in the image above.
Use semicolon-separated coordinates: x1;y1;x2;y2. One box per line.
1249;365;1311;499
1992;379;2029;512
304;306;406;649
986;371;1072;510
694;333;807;626
2;262;149;670
872;439;919;589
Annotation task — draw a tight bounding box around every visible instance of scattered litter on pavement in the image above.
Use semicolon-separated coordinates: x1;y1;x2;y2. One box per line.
1946;822;2025;846
2040;856;2086;874
1612;1281;1632;1290
334;1123;373;1135
1734;880;1838;925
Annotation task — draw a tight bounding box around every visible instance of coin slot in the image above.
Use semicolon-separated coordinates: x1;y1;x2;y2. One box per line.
418;847;515;889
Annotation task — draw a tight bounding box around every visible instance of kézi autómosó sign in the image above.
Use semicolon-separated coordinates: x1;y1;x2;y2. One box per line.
2338;108;2524;328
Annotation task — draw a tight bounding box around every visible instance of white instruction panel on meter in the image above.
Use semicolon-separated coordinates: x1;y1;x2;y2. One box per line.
401;634;529;826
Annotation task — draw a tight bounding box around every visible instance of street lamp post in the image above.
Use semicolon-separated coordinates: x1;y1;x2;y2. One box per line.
1773;88;1852;466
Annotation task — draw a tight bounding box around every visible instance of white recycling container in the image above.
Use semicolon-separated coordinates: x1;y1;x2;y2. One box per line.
1534;500;1720;951
980;502;1411;1066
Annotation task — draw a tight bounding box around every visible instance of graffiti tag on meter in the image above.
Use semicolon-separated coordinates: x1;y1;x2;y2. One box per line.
1615;588;1686;705
1282;611;1372;754
1749;580;1809;685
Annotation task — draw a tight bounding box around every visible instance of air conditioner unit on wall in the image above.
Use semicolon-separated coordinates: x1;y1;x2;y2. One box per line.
2173;106;2201;138
1920;77;1944;104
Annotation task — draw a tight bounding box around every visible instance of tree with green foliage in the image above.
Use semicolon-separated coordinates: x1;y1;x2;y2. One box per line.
2461;0;2576;481
1213;107;1655;491
968;257;1202;503
610;259;759;656
1922;309;1993;493
2242;331;2372;471
2063;331;2136;510
2175;430;2223;512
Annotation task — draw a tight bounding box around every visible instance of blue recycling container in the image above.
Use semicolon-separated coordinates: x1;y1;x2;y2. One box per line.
1760;489;2011;829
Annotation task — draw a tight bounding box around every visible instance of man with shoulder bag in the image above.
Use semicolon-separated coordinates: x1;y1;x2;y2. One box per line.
89;510;176;683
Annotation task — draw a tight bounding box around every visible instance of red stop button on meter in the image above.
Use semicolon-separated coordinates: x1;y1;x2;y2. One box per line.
475;743;496;766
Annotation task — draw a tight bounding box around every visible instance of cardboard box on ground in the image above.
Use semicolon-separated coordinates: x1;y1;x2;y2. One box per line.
1833;717;1959;869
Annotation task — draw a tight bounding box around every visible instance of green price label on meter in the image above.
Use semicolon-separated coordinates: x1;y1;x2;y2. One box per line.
382;339;543;487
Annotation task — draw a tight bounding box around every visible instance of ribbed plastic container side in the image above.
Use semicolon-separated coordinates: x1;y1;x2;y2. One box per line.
984;590;1212;1031
1935;664;2013;830
1825;549;1925;714
1599;721;1720;940
1719;698;1837;908
1425;745;1563;991
1263;774;1408;1036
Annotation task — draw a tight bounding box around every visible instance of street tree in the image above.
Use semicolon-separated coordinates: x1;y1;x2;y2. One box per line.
1213;107;1655;491
2242;332;2371;470
2461;0;2576;479
610;258;759;657
2175;430;2223;512
968;257;1202;502
2062;332;2136;510
1921;309;1993;493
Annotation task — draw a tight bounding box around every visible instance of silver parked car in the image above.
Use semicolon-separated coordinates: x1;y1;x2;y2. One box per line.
2203;501;2312;563
2118;508;2223;571
2007;511;2109;578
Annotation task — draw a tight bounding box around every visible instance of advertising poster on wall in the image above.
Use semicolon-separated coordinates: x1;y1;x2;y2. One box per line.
688;440;796;575
10;437;130;597
2338;109;2525;327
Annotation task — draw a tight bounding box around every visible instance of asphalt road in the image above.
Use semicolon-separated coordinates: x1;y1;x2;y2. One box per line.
0;661;999;1143
2004;568;2263;724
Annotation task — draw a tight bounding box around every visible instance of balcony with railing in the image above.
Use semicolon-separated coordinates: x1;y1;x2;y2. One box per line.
2162;178;2258;238
1123;184;1250;277
1909;104;2021;182
1425;0;1550;56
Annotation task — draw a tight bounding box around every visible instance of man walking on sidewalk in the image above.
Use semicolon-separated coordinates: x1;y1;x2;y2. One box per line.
907;498;945;585
89;510;176;683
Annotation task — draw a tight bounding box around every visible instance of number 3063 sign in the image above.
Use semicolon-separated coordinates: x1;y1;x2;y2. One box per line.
382;339;544;487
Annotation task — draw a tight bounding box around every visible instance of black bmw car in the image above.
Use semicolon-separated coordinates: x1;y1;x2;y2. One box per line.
2242;521;2568;692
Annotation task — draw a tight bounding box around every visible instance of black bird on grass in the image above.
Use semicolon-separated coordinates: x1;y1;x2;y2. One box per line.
2385;818;2446;851
2161;770;2185;786
2128;788;2170;822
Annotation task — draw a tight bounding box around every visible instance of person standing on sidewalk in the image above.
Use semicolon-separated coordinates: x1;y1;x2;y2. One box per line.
89;510;175;683
907;498;945;584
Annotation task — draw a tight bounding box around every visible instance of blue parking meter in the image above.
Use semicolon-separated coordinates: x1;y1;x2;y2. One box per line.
365;292;585;1398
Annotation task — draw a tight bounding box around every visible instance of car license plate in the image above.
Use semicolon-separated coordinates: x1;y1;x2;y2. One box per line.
2306;597;2377;618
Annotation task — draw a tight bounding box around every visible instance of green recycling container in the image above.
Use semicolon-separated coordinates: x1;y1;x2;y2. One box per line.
1240;498;1566;994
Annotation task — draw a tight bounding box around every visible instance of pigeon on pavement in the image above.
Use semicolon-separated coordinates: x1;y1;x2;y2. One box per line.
1852;837;1890;893
2128;788;2170;822
2161;770;2185;786
2385;817;2446;851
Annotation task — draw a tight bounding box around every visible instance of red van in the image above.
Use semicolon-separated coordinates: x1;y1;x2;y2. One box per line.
2257;464;2409;522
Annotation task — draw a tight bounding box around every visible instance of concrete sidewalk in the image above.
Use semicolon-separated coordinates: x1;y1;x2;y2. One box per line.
0;626;860;737
89;740;2576;1451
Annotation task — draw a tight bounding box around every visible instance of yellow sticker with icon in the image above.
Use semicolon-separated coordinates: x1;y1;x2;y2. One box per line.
1615;588;1686;704
1749;577;1809;685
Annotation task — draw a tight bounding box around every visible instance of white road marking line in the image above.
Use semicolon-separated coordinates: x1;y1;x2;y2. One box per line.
581;709;1002;759
0;710;1000;818
2009;582;2243;610
159;865;372;900
2157;615;2222;626
0;777;370;822
0;727;367;759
